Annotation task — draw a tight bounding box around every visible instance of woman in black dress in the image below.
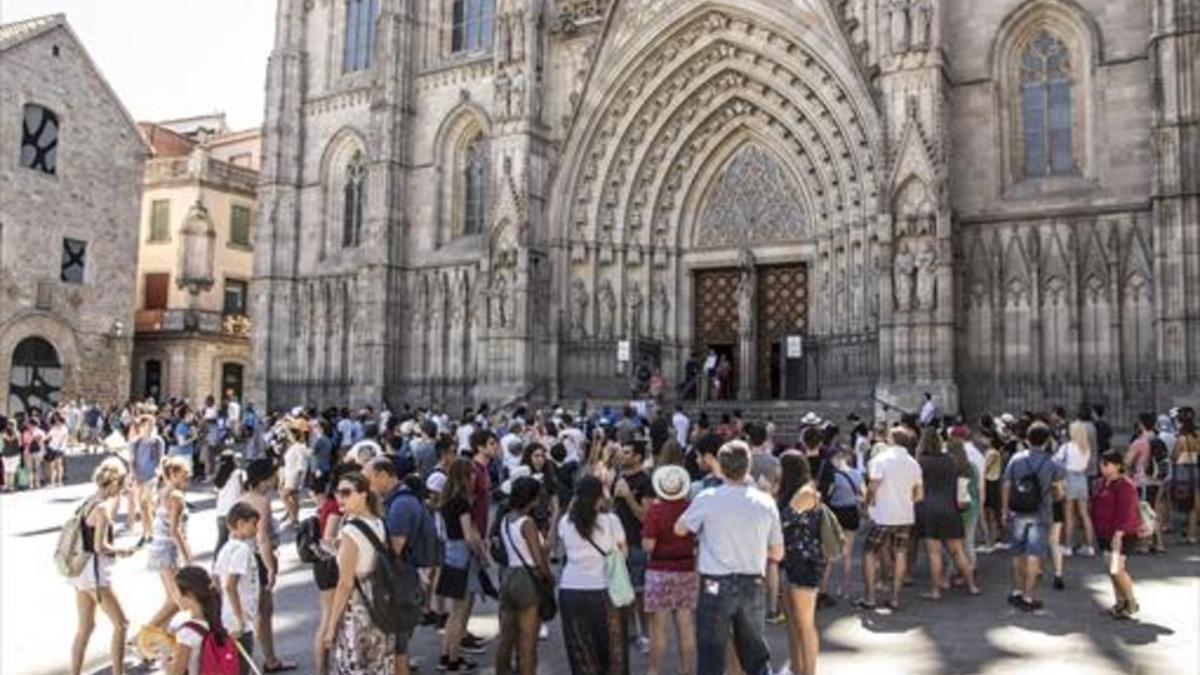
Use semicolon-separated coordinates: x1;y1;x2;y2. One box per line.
915;429;979;599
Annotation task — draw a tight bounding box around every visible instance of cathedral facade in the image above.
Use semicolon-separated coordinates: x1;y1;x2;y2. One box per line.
251;0;1200;420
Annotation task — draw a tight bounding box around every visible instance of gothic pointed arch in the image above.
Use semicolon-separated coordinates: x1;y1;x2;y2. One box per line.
691;139;811;249
991;0;1101;190
434;102;492;246
319;127;369;257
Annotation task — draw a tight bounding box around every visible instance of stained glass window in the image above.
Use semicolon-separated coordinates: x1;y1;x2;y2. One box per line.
343;0;378;72
1021;32;1074;178
463;137;487;235
343;152;366;247
451;0;494;54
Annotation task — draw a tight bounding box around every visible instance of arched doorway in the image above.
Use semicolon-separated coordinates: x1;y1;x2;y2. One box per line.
8;337;62;415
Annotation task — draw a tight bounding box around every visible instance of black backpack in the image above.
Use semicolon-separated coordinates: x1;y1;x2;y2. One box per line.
388;491;444;568
296;515;321;564
347;519;423;635
1149;438;1170;481
1010;454;1050;514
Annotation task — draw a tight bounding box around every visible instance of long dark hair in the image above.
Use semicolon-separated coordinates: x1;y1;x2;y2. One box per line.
338;471;381;517
778;450;811;507
213;453;239;489
570;475;604;538
175;565;228;646
442;457;476;509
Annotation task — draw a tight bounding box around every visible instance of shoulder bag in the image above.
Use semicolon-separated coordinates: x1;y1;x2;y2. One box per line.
582;518;635;608
502;516;557;621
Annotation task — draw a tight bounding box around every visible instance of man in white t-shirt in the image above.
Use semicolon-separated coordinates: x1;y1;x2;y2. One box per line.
500;422;525;477
859;426;923;611
672;406;690;447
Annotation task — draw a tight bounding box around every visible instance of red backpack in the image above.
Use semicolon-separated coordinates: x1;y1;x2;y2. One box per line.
182;622;241;675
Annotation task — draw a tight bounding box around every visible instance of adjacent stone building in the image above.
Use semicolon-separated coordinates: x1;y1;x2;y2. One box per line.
0;14;145;416
132;118;260;406
252;0;1199;421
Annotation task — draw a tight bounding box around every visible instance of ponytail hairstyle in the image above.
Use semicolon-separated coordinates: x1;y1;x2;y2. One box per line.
213;452;239;489
569;475;603;539
175;565;228;646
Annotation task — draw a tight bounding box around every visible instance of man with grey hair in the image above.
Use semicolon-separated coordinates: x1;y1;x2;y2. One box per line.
676;440;783;675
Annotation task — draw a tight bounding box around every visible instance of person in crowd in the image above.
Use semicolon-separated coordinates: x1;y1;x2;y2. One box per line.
281;426;310;528
239;458;296;672
914;429;979;599
22;417;45;489
45;412;68;487
858;426;923;611
1091;451;1142;619
1126;413;1167;553
612;437;653;652
496;476;553;675
145;456;193;632
558;474;629;675
321;472;394;673
166;566;235;675
2;420;21;492
213;502;261;674
213;451;246;555
313;464;345;675
70;458;139;675
945;436;982;584
1002;422;1064;612
129;416;165;543
641;465;697;675
1055;421;1096;557
776;450;823;675
688;433;726;500
1173;412;1200;543
823;447;864;598
676;440;784;675
437;457;489;672
169;411;197;476
364;457;424;675
981;435;1007;551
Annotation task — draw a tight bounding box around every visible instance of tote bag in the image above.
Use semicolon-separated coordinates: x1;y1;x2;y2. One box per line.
583;521;635;608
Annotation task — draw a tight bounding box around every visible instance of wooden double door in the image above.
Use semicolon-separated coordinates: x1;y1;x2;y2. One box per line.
693;262;808;399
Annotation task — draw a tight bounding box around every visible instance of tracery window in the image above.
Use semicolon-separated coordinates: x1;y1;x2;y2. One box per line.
342;152;366;247
343;0;378;72
462;137;487;236
451;0;494;54
1020;32;1074;178
20;104;58;175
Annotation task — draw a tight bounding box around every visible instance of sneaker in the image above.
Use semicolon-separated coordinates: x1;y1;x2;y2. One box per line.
1017;597;1044;612
1006;591;1022;607
440;657;477;672
1077;545;1095;557
1060;547;1073;558
459;635;486;654
636;636;651;654
765;610;787;625
538;624;549;640
976;544;994;554
1053;576;1065;591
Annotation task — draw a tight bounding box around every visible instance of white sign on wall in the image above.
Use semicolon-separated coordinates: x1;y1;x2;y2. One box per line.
617;340;631;363
786;335;803;359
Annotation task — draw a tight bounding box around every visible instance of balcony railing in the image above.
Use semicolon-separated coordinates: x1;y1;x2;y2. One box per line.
134;308;251;338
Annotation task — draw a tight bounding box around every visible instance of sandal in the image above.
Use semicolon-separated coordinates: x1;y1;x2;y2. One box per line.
263;660;298;673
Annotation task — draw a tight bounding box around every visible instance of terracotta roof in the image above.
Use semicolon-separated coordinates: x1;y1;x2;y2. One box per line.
0;13;64;51
138;122;197;158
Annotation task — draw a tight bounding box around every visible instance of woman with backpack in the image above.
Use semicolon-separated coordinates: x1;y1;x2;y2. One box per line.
321;471;393;673
496;476;553;675
69;458;140;675
1090;451;1142;619
167;565;245;675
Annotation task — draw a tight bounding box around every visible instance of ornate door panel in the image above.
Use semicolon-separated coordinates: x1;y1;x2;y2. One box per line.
756;264;808;398
692;269;740;346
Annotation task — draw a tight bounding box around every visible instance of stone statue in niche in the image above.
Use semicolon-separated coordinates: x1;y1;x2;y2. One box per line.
495;70;512;118
511;69;527;117
570;280;589;339
625;282;644;337
736;250;755;338
889;0;910;54
491;275;509;328
598;280;616;339
911;0;932;48
916;240;938;310
894;242;916;312
654;281;670;338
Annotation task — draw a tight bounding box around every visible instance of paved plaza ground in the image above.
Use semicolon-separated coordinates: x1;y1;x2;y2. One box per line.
2;458;1197;675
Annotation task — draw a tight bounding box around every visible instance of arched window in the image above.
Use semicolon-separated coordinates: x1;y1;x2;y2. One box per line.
1020;31;1074;178
342;152;366;247
462;138;487;236
343;0;378;72
8;337;62;414
451;0;494;54
20;104;59;175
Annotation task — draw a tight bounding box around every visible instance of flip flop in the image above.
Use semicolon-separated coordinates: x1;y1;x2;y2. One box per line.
853;599;877;610
263;660;298;673
919;592;941;601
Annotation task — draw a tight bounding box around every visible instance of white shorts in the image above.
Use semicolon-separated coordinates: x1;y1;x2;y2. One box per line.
71;554;113;591
2;455;19;474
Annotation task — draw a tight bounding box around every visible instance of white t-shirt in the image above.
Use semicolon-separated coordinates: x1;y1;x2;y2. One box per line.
174;617;207;675
672;412;690;447
557;512;625;590
1054;441;1090;473
867;446;923;526
559;427;586;463
47;425;68;450
214;537;260;629
226;401;241;424
502;515;541;568
342;517;386;577
283;443;309;488
215;470;245;518
456;424;476;453
964;441;986;487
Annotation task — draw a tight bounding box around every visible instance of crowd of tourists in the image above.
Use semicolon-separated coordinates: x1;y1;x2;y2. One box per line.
30;394;1200;675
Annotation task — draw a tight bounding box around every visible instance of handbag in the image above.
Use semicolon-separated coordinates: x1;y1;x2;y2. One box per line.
502;516;558;621
583;523;635;608
818;503;846;561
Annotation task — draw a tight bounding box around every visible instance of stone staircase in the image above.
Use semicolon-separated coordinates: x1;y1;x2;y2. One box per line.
682;398;875;444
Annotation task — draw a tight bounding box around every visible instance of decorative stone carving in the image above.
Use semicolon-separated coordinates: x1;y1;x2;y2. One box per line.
911;0;932;49
697;145;808;247
915;240;938;310
625;281;644;337
889;0;910;53
598;279;616;339
491;274;510;328
570;279;589;338
736;250;755;338
894;241;916;312
653;280;670;339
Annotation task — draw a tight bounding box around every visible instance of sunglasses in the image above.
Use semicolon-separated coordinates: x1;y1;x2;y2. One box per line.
335;487;357;498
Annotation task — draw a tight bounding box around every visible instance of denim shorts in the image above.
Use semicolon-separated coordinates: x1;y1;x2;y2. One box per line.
626;545;648;592
1009;515;1048;557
